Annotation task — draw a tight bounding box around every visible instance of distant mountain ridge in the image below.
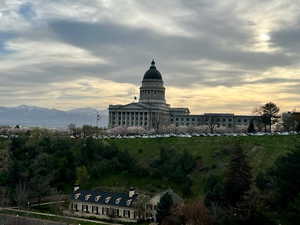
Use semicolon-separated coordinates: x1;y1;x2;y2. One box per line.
0;105;108;128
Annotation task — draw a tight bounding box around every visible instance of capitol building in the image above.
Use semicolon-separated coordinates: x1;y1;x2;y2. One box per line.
108;61;258;132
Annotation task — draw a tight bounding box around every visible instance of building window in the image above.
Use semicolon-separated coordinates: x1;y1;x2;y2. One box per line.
73;203;78;211
92;206;99;214
82;205;89;213
113;208;120;217
123;210;131;218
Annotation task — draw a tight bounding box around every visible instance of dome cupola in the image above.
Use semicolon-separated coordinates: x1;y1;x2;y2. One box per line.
139;60;166;104
143;60;162;81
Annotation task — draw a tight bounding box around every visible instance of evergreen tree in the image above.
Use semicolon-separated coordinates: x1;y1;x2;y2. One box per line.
75;166;90;188
256;102;280;132
156;192;173;224
224;145;252;207
296;122;300;133
273;147;300;207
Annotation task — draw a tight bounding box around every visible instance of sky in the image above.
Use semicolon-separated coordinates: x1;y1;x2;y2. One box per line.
1;0;300;114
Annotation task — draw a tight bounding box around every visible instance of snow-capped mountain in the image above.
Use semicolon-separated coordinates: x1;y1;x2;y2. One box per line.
0;105;108;128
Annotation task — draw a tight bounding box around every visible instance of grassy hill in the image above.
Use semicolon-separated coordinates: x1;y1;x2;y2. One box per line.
101;135;300;198
1;135;299;199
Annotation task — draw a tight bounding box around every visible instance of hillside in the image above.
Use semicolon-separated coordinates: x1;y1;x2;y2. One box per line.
99;135;299;197
1;135;298;199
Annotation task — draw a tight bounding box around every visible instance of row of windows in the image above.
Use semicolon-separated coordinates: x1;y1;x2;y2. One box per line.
112;112;149;115
141;90;163;95
173;123;244;128
172;117;249;123
73;204;133;218
112;117;147;120
112;122;147;126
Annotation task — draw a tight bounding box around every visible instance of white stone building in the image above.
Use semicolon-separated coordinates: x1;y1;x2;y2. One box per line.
68;187;182;223
108;60;259;132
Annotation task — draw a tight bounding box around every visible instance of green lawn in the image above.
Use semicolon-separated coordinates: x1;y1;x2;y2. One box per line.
110;135;298;171
106;135;299;197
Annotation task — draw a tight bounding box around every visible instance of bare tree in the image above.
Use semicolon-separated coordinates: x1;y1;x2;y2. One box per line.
177;200;214;225
204;115;218;133
134;194;151;221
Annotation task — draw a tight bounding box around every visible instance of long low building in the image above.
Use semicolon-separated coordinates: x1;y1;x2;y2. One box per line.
68;187;182;223
109;60;259;132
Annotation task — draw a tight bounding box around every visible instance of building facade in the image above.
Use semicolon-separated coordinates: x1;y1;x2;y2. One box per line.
108;60;259;132
68;187;182;223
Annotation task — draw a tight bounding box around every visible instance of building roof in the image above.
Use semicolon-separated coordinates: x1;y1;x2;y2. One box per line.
71;190;138;208
143;60;162;80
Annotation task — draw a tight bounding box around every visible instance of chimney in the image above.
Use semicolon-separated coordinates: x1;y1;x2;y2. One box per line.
129;187;136;198
74;184;80;192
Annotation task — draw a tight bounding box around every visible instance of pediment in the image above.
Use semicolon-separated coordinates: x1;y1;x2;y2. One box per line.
112;103;149;110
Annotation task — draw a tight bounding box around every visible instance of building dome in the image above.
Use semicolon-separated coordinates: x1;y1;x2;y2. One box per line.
143;60;162;80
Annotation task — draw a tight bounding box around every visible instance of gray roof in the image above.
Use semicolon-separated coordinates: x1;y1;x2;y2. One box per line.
71;190;138;208
143;60;162;80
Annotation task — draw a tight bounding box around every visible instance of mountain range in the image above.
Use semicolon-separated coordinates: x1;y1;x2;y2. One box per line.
0;105;108;128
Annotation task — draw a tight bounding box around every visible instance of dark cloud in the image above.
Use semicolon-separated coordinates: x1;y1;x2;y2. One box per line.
0;0;300;111
271;19;300;53
46;19;295;88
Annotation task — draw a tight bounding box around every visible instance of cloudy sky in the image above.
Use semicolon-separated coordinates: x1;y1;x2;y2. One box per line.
1;0;300;114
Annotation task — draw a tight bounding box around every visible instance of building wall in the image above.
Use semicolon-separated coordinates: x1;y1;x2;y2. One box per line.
170;114;259;132
70;201;138;222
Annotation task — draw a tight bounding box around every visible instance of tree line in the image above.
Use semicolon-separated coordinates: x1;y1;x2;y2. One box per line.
155;142;300;225
0;136;196;207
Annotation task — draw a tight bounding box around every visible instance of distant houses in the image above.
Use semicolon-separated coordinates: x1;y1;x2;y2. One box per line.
67;187;182;223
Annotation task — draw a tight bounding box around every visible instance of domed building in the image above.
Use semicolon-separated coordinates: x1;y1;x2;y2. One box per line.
108;60;178;130
108;60;259;132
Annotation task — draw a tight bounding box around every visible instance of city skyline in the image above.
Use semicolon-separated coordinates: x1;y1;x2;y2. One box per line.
1;0;300;114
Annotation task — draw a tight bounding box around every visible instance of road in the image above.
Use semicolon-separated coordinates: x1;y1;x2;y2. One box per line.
0;207;122;225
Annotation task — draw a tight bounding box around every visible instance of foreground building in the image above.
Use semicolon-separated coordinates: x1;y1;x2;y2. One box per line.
108;60;259;132
68;187;182;223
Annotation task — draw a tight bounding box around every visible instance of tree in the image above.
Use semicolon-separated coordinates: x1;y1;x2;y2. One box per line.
68;123;76;136
286;193;300;225
272;147;300;207
156;192;174;224
282;113;297;131
255;102;280;132
204;115;218;133
135;194;151;221
296;122;300;132
14;182;29;208
224;145;252;207
82;125;97;137
75;166;90;188
247;120;256;133
179;200;214;225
